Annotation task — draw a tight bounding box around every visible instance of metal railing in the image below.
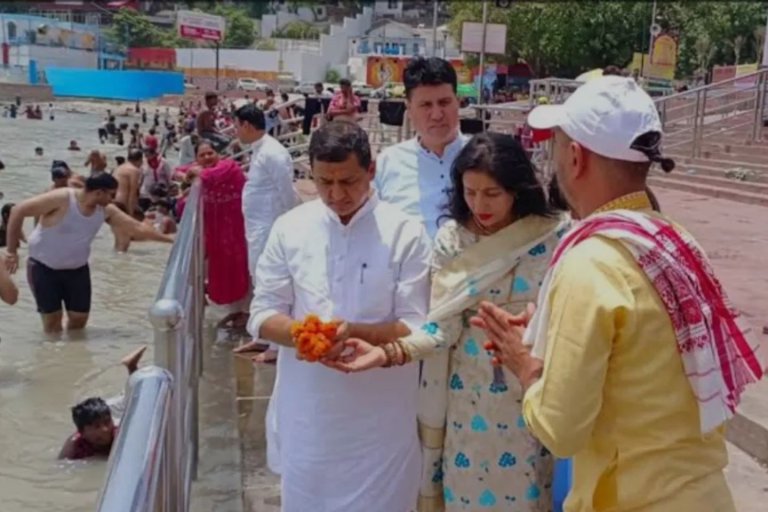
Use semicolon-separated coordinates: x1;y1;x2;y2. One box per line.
654;68;768;157
96;367;174;511
97;181;205;512
528;78;583;106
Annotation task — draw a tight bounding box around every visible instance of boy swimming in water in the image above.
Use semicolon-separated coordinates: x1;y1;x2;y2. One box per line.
58;346;146;460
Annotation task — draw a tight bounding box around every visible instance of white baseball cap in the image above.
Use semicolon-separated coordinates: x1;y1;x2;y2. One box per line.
528;75;662;163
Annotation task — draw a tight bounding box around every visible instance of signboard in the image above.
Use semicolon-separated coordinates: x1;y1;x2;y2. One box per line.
365;57;470;88
177;10;226;42
127;47;177;70
648;33;678;80
460;22;507;55
629;51;675;81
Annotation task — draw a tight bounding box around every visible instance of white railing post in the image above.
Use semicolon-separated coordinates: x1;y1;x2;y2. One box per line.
95;367;174;512
150;298;186;512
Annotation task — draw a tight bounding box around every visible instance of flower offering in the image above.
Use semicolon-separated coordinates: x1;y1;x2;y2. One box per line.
290;314;339;361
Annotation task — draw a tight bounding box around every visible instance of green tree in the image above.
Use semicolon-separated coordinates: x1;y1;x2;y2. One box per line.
325;69;341;83
447;1;768;79
254;38;277;51
273;20;321;40
212;5;256;48
650;1;767;76
108;9;164;47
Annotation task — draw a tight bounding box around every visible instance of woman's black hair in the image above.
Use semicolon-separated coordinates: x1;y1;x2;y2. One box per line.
194;138;217;156
630;131;675;173
442;132;561;226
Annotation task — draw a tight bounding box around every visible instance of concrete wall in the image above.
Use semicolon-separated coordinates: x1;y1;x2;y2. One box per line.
175;48;281;72
318;6;373;77
282;52;327;83
46;69;184;100
5;45;97;70
29;45;97;69
173;7;373;84
261;5;325;37
0;82;53;101
1;13;100;48
373;0;404;16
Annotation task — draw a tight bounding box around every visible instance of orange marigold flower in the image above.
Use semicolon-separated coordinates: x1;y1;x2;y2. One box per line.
291;314;340;362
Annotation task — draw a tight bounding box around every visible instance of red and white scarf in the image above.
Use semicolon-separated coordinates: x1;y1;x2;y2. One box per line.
524;209;763;433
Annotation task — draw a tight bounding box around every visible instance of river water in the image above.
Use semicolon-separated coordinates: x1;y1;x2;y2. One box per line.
0;108;171;511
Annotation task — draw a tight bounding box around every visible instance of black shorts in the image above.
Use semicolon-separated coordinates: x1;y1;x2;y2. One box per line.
27;258;91;314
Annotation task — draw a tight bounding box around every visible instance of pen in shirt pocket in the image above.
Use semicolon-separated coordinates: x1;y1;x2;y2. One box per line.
359;263;368;284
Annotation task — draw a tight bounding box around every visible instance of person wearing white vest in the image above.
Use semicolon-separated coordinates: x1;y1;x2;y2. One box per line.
4;173;172;333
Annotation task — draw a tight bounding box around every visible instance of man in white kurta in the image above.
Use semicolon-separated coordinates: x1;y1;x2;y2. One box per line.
235;102;298;275
236;102;299;355
248;121;431;512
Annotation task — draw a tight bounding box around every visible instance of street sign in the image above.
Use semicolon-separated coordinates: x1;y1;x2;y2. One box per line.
177;10;226;42
650;23;661;36
461;21;507;54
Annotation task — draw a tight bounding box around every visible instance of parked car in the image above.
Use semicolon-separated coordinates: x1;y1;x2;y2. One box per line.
277;73;298;93
237;78;270;92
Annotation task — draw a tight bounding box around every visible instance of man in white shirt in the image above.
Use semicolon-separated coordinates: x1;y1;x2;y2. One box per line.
375;57;469;239
176;125;198;168
248;121;431;512
234;103;298;357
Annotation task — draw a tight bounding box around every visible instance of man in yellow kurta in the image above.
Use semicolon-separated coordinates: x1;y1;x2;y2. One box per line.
473;76;763;512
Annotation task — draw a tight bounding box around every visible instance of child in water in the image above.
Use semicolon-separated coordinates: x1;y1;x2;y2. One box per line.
58;346;146;460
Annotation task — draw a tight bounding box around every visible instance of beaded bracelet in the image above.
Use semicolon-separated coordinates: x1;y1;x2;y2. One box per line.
382;342;398;367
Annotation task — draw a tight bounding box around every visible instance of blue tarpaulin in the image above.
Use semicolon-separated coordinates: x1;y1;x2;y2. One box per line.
45;68;184;101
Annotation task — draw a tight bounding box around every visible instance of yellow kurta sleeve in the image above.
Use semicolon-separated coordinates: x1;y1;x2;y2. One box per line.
523;238;635;458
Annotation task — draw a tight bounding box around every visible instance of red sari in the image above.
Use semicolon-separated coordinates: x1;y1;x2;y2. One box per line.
200;158;250;305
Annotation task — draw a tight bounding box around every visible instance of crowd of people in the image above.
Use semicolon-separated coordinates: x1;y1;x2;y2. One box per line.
0;55;763;512
243;58;760;512
1;96;55;120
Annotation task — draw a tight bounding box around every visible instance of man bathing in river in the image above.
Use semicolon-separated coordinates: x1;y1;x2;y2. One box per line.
113;149;143;216
49;160;84;191
4;174;173;333
59;345;147;460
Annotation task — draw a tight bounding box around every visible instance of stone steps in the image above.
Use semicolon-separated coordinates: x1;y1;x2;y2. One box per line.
670;154;768;174
234;352;280;512
664;156;768;188
724;442;768;512
649;174;768;206
190;323;247;512
653;170;768;195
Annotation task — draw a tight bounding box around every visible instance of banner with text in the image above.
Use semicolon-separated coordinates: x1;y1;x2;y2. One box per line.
177;10;226;43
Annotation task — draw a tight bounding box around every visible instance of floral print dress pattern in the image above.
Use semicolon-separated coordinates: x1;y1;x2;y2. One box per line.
425;220;564;512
